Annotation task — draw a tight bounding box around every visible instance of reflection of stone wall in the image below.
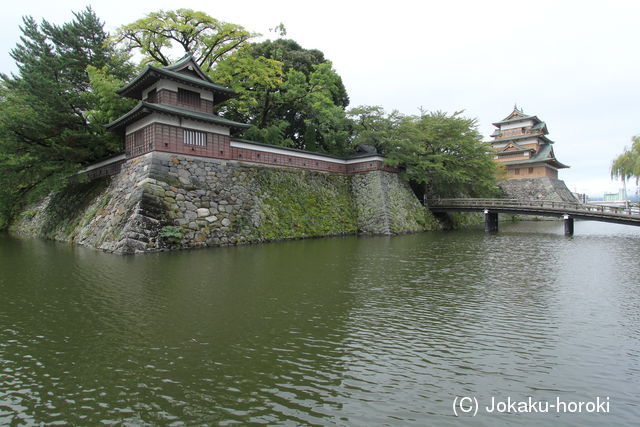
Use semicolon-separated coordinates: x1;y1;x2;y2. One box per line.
498;177;578;203
13;152;435;254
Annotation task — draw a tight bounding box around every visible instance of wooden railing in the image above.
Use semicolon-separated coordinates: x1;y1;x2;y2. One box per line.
427;198;640;218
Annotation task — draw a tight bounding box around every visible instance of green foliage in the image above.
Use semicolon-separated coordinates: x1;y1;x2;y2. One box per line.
39;178;110;239
114;9;257;70
208;44;284;122
86;65;138;131
251;168;357;240
243;121;292;147
348;105;403;152
611;135;640;183
159;225;184;244
0;7;135;229
81;193;112;227
213;39;351;154
348;107;501;199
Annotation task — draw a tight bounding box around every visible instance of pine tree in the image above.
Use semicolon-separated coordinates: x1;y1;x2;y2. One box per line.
0;7;135;228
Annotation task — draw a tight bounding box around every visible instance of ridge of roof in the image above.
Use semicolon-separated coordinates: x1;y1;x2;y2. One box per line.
163;53;213;83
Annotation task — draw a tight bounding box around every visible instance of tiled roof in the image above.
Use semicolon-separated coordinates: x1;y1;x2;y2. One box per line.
105;101;250;132
117;64;235;101
501;144;569;169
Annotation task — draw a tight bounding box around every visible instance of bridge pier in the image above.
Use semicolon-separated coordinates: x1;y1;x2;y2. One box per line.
484;209;499;232
563;214;574;236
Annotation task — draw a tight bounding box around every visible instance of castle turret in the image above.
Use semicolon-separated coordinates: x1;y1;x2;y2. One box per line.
490;106;569;179
106;53;249;159
104;54;387;175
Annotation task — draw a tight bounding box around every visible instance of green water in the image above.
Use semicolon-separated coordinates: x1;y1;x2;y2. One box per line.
1;221;639;425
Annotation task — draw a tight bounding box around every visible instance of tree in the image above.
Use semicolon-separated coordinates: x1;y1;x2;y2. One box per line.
115;11;351;155
214;39;351;154
114;9;257;70
0;8;135;228
250;38;349;108
349;107;502;198
611;135;640;183
347;105;403;152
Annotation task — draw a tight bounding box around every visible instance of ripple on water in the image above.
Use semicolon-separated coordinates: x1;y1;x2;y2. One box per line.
1;224;640;425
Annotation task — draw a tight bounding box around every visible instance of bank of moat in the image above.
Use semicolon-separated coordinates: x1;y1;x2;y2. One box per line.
13;152;435;254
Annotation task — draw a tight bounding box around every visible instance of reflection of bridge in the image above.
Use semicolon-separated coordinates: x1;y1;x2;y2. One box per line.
428;198;640;235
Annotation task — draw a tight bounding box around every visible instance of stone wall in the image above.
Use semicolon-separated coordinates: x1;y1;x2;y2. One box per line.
351;170;432;234
12;152;436;254
498;177;578;203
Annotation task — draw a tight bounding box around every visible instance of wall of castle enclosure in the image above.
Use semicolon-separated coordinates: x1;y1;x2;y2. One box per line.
123;123;394;175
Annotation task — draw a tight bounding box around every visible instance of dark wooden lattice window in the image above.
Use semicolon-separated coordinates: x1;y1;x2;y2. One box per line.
128;126;153;157
146;88;157;103
177;88;200;108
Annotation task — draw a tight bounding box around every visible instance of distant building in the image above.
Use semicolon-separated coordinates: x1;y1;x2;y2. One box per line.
603;189;627;202
573;192;588;203
489;106;569;180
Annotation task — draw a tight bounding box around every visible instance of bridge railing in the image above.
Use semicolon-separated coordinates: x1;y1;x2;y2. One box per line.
427;198;640;217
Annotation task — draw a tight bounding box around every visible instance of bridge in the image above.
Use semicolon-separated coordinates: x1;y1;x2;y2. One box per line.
427;198;640;235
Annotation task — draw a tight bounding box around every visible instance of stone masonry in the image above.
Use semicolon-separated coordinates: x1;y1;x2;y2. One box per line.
498;177;578;203
13;152;433;254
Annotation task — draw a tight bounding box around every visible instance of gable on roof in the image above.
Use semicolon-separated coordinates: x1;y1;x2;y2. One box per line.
503;142;524;151
116;57;236;103
502;105;527;121
164;53;212;83
493;105;543;127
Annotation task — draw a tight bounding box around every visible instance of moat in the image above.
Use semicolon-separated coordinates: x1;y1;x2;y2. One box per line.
1;221;639;425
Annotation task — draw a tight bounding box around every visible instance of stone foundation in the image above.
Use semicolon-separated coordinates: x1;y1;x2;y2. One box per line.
498;177;578;203
12;152;435;254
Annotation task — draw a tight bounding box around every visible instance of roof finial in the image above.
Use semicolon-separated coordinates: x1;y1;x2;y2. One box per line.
514;103;521;113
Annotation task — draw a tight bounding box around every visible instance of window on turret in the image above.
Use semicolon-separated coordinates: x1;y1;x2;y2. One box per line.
184;129;207;146
146;88;157;103
177;88;201;108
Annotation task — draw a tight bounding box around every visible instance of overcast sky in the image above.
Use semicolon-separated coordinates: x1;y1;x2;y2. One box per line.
2;0;639;197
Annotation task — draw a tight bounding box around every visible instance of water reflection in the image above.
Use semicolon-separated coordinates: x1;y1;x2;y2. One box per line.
1;221;639;425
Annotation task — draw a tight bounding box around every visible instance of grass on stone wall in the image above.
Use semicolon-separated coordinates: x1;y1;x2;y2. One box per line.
39;178;111;240
252;168;358;241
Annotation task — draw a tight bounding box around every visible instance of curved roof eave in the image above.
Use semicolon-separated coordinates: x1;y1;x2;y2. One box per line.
116;66;236;101
105;101;250;132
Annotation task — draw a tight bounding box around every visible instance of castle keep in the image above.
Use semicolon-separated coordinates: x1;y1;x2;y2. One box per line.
490;106;569;180
490;106;577;202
